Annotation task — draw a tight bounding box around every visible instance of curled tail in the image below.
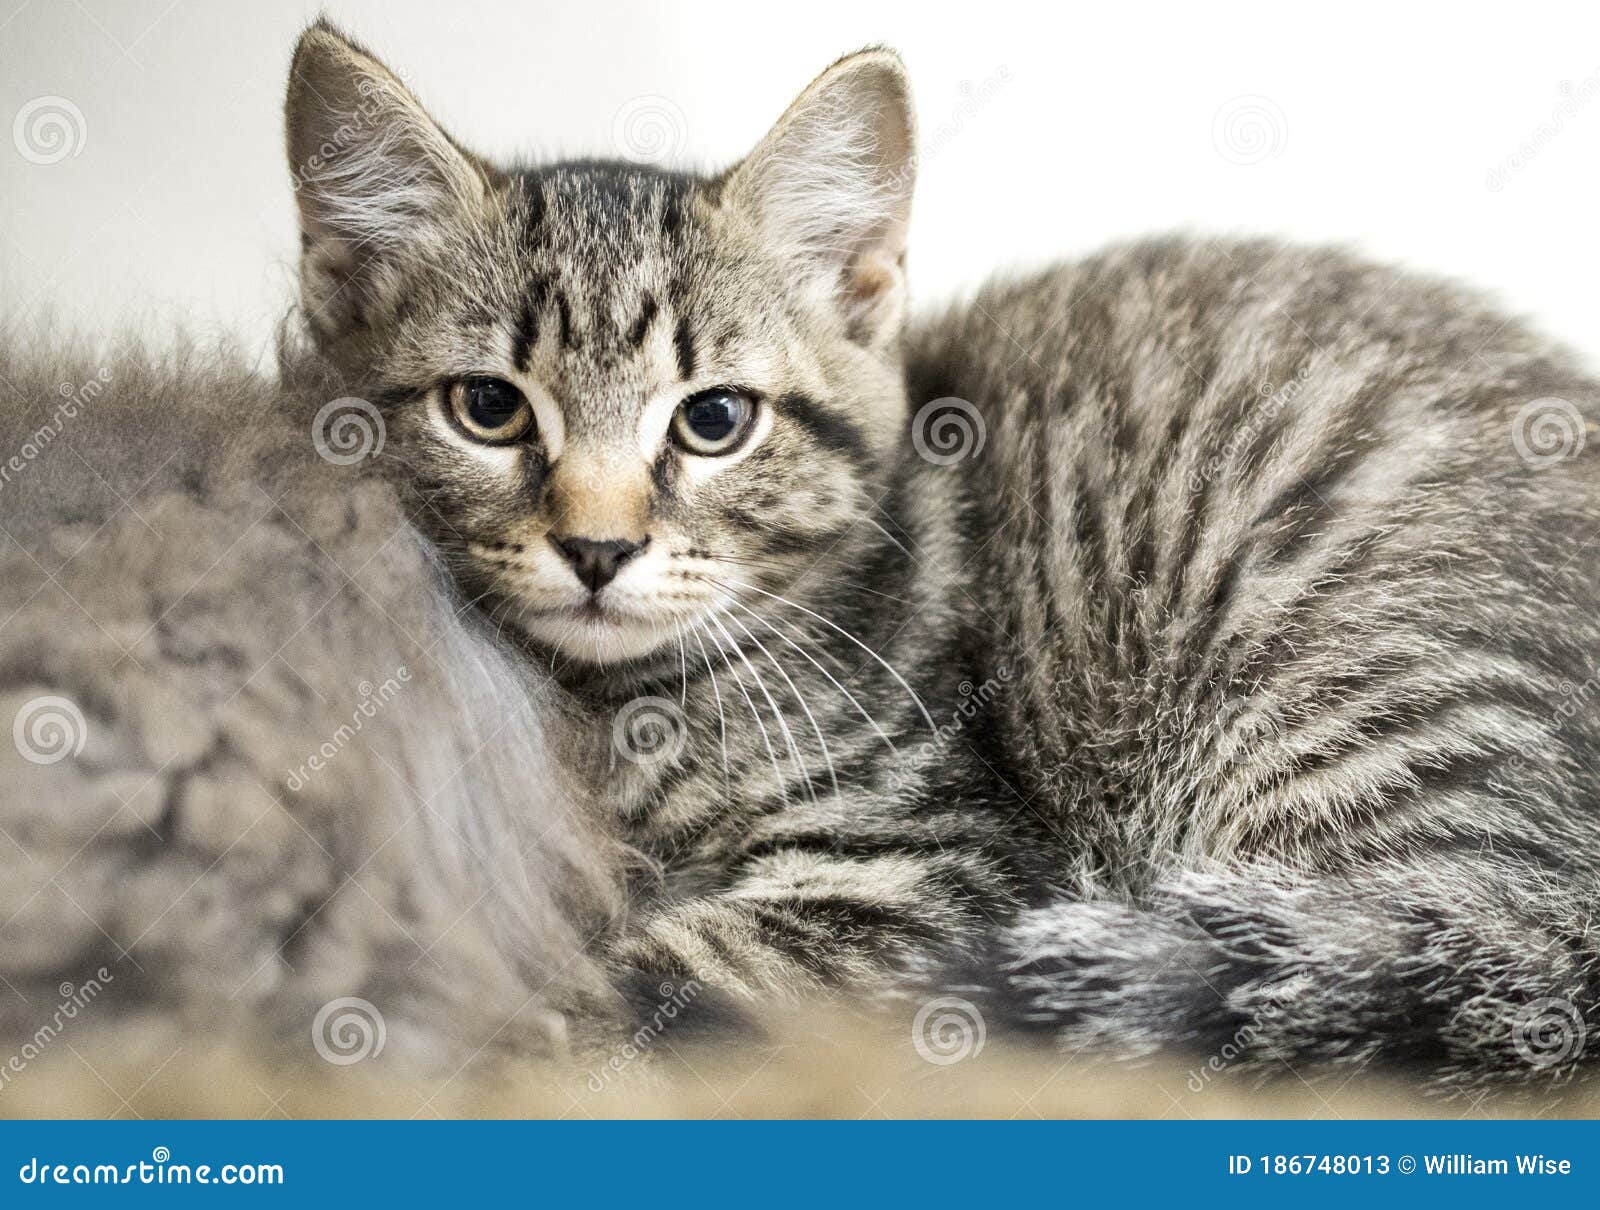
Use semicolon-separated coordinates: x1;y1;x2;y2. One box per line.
980;855;1599;1096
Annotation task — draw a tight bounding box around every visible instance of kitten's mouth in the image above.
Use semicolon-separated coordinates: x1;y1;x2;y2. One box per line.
513;594;691;665
514;596;630;626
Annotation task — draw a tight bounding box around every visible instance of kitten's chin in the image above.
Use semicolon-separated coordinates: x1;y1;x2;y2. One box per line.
517;610;679;666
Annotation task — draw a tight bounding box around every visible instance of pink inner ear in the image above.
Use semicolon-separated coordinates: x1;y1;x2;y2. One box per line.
849;250;903;307
842;248;907;345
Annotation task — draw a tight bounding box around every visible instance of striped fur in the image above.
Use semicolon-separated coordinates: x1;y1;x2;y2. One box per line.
288;22;1600;1089
913;239;1600;1092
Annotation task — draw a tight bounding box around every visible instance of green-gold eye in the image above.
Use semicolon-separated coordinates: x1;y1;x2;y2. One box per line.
451;376;533;443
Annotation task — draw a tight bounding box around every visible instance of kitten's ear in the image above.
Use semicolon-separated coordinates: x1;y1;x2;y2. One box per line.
285;20;488;344
723;49;916;345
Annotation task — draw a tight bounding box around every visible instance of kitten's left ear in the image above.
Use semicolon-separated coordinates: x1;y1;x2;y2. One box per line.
723;49;917;345
285;19;489;348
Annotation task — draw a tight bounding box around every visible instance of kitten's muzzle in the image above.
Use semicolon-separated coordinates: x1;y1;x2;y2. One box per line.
550;534;648;593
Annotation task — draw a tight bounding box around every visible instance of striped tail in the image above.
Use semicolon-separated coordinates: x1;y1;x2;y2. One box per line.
978;855;1599;1096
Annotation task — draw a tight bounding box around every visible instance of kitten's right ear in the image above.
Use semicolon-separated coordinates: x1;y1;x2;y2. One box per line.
722;49;917;347
285;20;487;346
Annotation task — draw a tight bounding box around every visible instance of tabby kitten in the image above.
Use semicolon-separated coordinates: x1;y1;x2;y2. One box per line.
287;21;1600;1088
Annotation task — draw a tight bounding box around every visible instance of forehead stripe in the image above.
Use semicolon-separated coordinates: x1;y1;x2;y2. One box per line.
778;393;871;467
512;276;549;373
628;294;659;349
673;314;696;381
555;291;575;350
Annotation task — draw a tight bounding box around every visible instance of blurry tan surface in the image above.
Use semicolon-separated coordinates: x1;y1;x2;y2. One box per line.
2;1011;1590;1120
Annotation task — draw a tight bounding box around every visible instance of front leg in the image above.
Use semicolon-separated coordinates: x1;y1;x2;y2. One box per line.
613;847;991;999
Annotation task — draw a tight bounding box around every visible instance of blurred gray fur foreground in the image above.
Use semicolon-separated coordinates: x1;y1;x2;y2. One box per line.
0;329;623;1081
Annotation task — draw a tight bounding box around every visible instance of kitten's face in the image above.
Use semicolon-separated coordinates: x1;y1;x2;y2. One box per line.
287;25;916;667
365;167;904;666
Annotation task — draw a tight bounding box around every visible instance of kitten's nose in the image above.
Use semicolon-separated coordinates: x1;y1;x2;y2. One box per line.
550;535;647;593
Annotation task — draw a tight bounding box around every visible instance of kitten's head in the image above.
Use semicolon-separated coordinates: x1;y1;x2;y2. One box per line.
285;21;916;667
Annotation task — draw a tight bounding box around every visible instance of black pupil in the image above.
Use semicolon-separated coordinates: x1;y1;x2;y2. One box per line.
686;392;741;442
467;379;522;428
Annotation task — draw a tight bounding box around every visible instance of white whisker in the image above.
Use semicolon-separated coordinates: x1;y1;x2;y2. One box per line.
718;603;835;802
862;514;912;558
692;623;731;783
709;608;811;803
677;632;689;707
722;577;937;735
703;615;786;802
723;593;900;759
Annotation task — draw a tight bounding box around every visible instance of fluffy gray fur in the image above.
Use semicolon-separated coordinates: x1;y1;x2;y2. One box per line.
0;330;622;1079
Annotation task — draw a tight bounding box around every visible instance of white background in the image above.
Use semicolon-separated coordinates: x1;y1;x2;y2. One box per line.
4;0;1599;364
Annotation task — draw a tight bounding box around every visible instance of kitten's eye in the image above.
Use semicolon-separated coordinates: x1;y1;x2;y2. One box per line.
450;376;533;443
671;388;756;456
